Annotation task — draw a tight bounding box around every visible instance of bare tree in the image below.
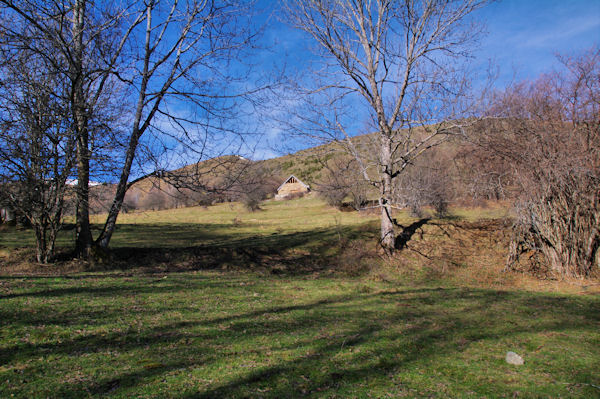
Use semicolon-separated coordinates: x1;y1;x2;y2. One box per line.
454;142;513;202
283;0;487;253
315;154;369;210
221;161;279;211
94;0;265;249
0;0;135;257
392;150;453;217
316;156;351;209
2;0;269;257
0;50;76;263
317;181;349;209
479;48;599;277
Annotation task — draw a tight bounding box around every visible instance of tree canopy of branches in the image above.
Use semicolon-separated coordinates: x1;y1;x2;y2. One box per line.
224;163;280;211
94;0;263;250
1;0;134;257
0;47;76;263
392;150;452;218
316;154;370;210
479;48;599;278
1;0;266;259
284;0;487;253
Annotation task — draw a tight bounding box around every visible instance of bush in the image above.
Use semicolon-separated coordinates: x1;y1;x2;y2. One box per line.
284;191;306;200
122;192;139;213
318;187;347;209
431;190;449;218
484;48;600;278
407;199;423;218
349;183;369;211
242;193;263;211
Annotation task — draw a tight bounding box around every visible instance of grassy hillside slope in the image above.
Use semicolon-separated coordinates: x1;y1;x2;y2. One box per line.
1;197;598;397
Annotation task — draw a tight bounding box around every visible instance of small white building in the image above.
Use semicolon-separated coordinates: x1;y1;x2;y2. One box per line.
0;206;15;223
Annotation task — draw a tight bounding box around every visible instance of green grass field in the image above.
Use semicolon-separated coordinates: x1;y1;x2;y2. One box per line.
1;196;508;250
0;196;598;398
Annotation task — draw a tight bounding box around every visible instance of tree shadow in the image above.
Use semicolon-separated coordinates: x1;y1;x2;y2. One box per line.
2;280;598;397
97;222;376;275
394;218;430;250
1;220;378;276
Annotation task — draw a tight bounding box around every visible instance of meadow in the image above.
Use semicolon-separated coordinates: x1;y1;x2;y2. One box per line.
1;196;599;398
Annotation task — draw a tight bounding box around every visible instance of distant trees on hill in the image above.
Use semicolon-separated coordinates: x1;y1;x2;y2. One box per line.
80;160;281;214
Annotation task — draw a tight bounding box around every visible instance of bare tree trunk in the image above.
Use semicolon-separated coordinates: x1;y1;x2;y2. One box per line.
97;128;142;248
96;2;154;249
71;0;93;258
34;226;46;263
380;137;395;252
75;134;93;257
380;200;395;253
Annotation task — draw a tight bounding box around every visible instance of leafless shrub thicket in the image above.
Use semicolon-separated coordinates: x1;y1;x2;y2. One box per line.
283;191;307;200
454;142;514;202
318;184;348;210
316;158;351;209
478;48;599;278
393;152;453;218
226;164;280;211
316;156;371;210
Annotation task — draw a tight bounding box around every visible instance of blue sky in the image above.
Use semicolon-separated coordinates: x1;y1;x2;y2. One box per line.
259;0;600;82
475;0;600;84
246;0;600;160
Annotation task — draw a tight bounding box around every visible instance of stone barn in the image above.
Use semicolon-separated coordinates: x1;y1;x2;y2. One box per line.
275;175;310;200
0;206;16;224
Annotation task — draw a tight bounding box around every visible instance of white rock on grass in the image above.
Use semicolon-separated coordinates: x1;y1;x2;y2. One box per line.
506;351;524;365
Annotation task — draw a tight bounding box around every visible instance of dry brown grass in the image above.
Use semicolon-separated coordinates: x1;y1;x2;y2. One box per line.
375;217;600;295
2;197;598;295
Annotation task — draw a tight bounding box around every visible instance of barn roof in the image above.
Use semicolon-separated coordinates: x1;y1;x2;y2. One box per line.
276;174;310;192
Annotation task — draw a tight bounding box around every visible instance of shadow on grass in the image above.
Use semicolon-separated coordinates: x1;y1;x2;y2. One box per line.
1;281;598;398
0;220;378;276
99;222;377;275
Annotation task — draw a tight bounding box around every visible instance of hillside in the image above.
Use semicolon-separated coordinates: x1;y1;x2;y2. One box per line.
134;141;347;193
108;140;352;212
86;123;514;214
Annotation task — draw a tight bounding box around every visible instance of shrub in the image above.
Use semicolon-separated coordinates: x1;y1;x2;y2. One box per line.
349;182;369;211
430;188;449;218
242;193;262;211
284;191;306;200
482;48;600;278
318;187;347;209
